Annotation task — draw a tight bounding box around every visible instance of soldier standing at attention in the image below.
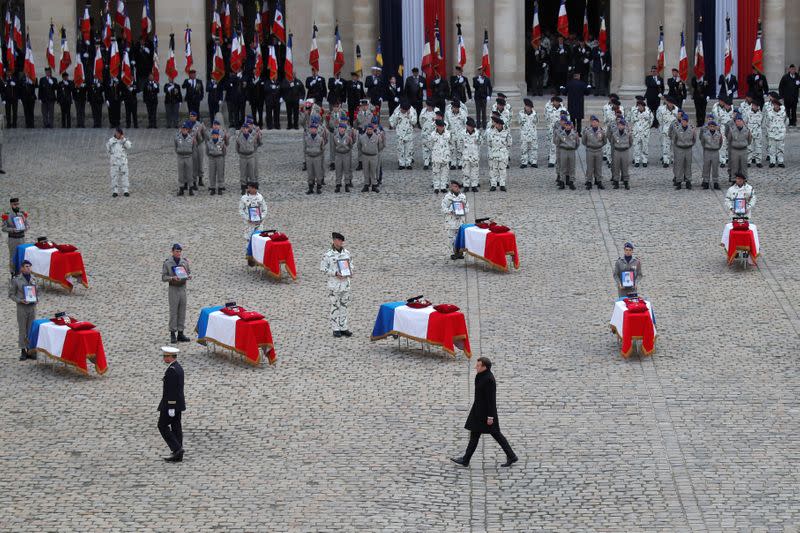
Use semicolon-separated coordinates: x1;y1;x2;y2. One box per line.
445;100;468;170
670;112;696;190
629;97;653;167
205;122;229;195
355;99;375;170
106;128;132;197
441;179;469;260
403;67;426;126
224;73;244;127
418;99;437;170
157;346;185;463
281;74;305;130
3;71;18;128
164;77;183;129
2;198;29;275
174;122;196;196
20;74;37;129
188;111;206;190
182;69;204;118
161;244;191;344
328;71;347;111
332;121;356;193
123;80;139;129
712;97;734;168
427;118;451;194
365;66;385;116
305;121;327;194
700;120;722;189
239;181;268;242
8;259;37;360
206;75;222;123
544;96;566;167
744;101;764;167
38;67;57;128
89;78;105;128
388;100;417;170
305;67;327;106
486;115;512;192
472;66;492;129
235;118;263;194
613;243;642;298
143;73;160;128
518;98;539;169
106;78;123;128
726;113;751;182
610;118;633;190
264;76;281;130
357;122;384;193
765;98;788;168
386;75;402;117
320;232;353;338
656;96;678;167
346;71;366;127
57;71;74;128
450;66;472;107
461;117;482;192
582;115;606;190
555;120;579;190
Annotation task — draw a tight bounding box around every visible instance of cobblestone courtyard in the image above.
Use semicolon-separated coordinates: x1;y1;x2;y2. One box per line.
1;119;799;532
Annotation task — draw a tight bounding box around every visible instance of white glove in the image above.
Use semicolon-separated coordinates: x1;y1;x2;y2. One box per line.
706;96;710;101
486;96;490;101
168;409;175;417
279;98;284;103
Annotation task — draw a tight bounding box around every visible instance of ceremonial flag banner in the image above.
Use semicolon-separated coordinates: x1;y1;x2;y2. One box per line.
121;48;133;85
184;28;192;74
456;23;466;68
93;45;103;80
151;35;160;82
211;0;222;42
694;26;705;79
115;0;126;28
103;13;113;49
4;9;11;43
254;2;263;41
253;39;263;78
582;12;589;42
81;5;91;42
24;34;36;83
481;29;491;78
656;25;665;75
74;57;85;86
531;1;541;48
421;38;432;78
268;45;278;81
599;16;607;53
13;14;22;49
723;15;733;76
272;0;286;43
223;1;232;39
751;20;763;74
309;23;319;71
284;33;294;80
59;27;71;74
376;37;384;68
165;33;177;80
46;23;55;70
557;0;569;38
141;0;151;39
423;0;446;75
230;31;243;73
679;31;688;81
6;35;15;74
109;39;120;78
211;41;225;82
333;25;345;76
354;43;362;77
123;11;132;44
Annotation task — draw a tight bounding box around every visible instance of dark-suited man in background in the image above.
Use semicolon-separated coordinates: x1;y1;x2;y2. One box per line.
158;346;186;463
451;357;518;468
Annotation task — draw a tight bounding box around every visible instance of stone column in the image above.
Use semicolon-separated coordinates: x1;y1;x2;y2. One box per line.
616;0;646;95
492;0;524;93
663;0;687;73
763;0;786;85
23;0;76;75
352;0;378;75
155;0;207;81
452;0;476;73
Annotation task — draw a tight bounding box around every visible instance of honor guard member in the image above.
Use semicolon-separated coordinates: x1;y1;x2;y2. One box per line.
264;76;281;130
182;69;204;118
164;77;183;128
613;242;642;298
206;123;229;195
630;97;653;167
8;259;37;360
601;95;621;163
366;66;385;115
157;346;185;462
718;71;738;100
188;111;206;189
224;73;244;127
553;111;570;183
39;67;57;128
544;96;567;166
245;73;263;127
700;120;723;189
305;67;327;105
431;72;450;113
726;113;752;181
320;232;353;338
486;115;512;191
530;42;549;96
123;79;139;129
386;75;402;117
106;128;132;197
403;67;427;124
106;78;124;127
610;118;633;189
462;117;482;191
445;100;468;169
73;72;86;125
328;71;347;110
472;66;492;129
670;112;696;189
428;118;451;194
712;97;735;167
239;181;268;244
765;99;788;167
725;173;756;218
355;99;375;170
450;66;472;106
3;198;29;275
325;101;343;169
357;122;385;193
691;75;711;126
656;96;679;166
4;71;18;128
304;121;327;194
20;74;37;128
346;71;366;126
744;101;764;167
89;78;105;128
143;73;160;128
333;121;356;192
206;76;222;123
518;99;539;168
174;121;196;196
419;99;437;169
162;244;191;343
235;118;263;193
778;64;799;126
555;119;579;190
667;68;687;109
582;115;606;189
442;179;469;259
57;72;74;128
644;66;664;127
281;74;305;129
389;100;417;169
492;92;513;117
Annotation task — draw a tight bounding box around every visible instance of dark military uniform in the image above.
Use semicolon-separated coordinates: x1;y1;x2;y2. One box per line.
3;74;18;128
263;78;281;129
327;75;347;108
57;78;74;128
472;73;492;129
305;73;327;105
73;81;87;128
403;72;427;123
182;76;205;118
89;80;105;128
431;75;450;114
206;78;222;121
20;78;37;129
143;79;159;128
346;77;365;126
164;81;183;128
224;75;244;127
247;75;265;127
157;358;186;456
450;72;472;104
123;83;139;128
281;77;305;129
38;74;58;128
106;79;123;128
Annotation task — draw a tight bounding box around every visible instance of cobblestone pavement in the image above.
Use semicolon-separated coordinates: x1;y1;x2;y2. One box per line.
1;121;799;532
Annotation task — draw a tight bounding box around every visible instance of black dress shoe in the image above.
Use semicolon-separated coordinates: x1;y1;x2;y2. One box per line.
0;170;5;174
371;186;380;193
333;331;342;338
713;183;721;190
643;163;648;168
450;457;469;467
548;163;554;168
19;350;27;361
756;163;763;168
450;253;458;260
177;188;185;196
532;163;538;168
210;188;216;195
340;330;352;337
170;331;177;343
520;164;527;168
423;165;429;170
198;178;204;187
471;186;478;192
702;182;709;189
361;185;370;192
568;182;576;190
675;182;682;190
188;188;194;196
585;182;592;190
434;189;440;194
335;185;341;193
457;165;462;170
490;186;496;191
501;455;519;467
596;182;605;190
345;184;352;192
177;332;190;342
557;181;565;189
500;186;506;191
634;162;640;167
769;163;775;168
316;186;322;194
112;192;118;198
449;164;456;170
663;163;669;168
306;187;314;195
720;163;726;168
779;163;785;168
164;449;184;462
623;182;629;190
685;182;692;190
123;191;130;197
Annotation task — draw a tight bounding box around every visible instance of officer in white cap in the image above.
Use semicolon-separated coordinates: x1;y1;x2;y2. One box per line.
158;346;185;462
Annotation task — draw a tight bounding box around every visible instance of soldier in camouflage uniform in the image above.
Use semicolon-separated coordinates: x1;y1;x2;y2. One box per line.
461;117;482;192
629;97;653;167
555;119;579;190
2;198;29;276
105;127;132;197
388;100;417;169
305;121;327;194
518;98;539;168
441;179;469;259
765;99;788;168
743;101;764;167
582;115;606;189
205;123;229;195
427;119;451;194
320;232;353;338
656;96;678;166
486;115;512;191
418;99;437;170
602;96;622;164
711;98;735;167
445;100;468;169
235;118;263;193
544;96;566;166
726;113;752;181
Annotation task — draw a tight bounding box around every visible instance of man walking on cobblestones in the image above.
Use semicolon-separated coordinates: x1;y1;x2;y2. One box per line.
157;346;185;463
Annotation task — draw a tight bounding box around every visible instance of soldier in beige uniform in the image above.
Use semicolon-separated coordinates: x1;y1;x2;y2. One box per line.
2;198;29;275
188;111;206;190
161;244;191;344
610;118;633;189
582;115;606;189
235;118;263;194
8;259;37;360
555;120;580;190
174;122;196;196
669;112;696;189
700;121;723;189
332;121;356;192
726;113;752;182
205;121;229;195
355;99;375;170
357;122;385;193
304;121;327;194
613;242;642;298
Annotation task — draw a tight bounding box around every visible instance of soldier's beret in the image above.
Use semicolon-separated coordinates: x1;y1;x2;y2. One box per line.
466;117;476;127
21;259;32;266
435;109;444;116
425;98;435;105
560;110;569;116
624;242;634;249
332;232;345;241
735;172;746;180
618;118;627;125
665;96;675;104
435;119;445;126
360;98;369;104
172;243;182;250
246;181;259;188
734;113;743;120
491;110;500;117
523;98;533;106
635;95;645;101
10;197;19;203
411;67;419;73
371;116;379;124
496;98;506;106
211;129;220;135
636;99;646;105
491;116;504;125
115;127;124;134
790;64;796;69
609;93;619;99
246;115;254;123
451;100;461;107
309;121;319;128
304;101;313;108
563;120;573;126
650;65;657;70
724;96;733;105
338;122;348;128
553;96;562;102
590;115;599;121
400;100;410;110
610;98;620;105
181;121;191;128
497;92;507;98
768;91;779;99
189;110;198;116
365;122;374;129
450;179;462;186
680;112;689;120
708;121;717;126
161;346;180;355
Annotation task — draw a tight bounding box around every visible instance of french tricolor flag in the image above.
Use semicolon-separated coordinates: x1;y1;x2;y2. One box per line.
28;318;108;374
196;306;276;364
371;302;472;356
46;23;55;70
557;0;569;38
678;31;688;81
272;0;286;43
